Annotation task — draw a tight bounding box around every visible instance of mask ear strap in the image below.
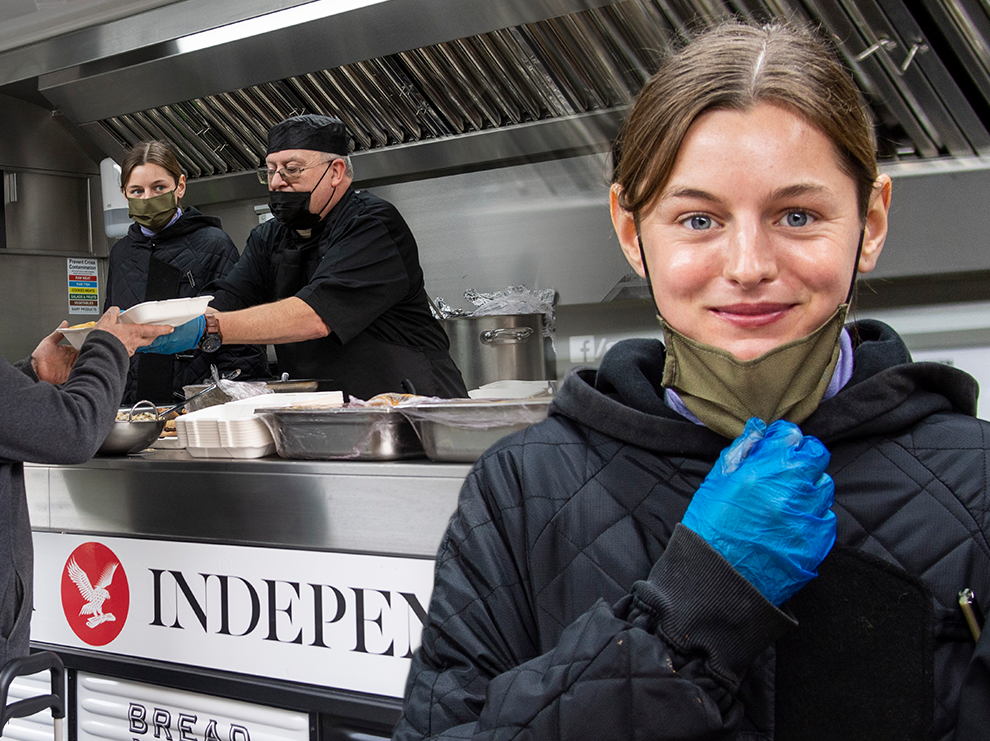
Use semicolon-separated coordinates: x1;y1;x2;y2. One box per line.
311;161;338;218
846;229;865;305
634;215;658;312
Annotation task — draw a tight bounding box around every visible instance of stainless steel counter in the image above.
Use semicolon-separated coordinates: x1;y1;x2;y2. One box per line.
25;451;472;558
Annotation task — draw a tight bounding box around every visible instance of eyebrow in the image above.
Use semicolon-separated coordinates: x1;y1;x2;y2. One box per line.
768;182;832;201
660;186;722;204
266;157;307;167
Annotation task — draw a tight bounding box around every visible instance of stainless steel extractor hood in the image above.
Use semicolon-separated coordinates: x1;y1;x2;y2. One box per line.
6;0;990;195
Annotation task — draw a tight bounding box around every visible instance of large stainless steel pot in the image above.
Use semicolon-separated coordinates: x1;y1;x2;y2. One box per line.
441;314;554;391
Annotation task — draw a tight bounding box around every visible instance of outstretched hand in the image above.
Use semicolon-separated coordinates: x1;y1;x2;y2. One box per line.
95;307;174;357
30;321;79;384
134;315;205;355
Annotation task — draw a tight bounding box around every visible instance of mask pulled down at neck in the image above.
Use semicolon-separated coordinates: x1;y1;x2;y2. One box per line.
127;190;178;232
661;304;848;439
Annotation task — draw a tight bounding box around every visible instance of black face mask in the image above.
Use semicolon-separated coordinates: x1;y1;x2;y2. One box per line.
268;190;322;230
267;162;336;230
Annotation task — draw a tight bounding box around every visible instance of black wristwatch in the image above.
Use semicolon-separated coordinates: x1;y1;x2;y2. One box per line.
198;313;223;353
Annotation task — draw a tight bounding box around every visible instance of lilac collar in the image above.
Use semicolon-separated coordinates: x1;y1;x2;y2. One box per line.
139;207;183;237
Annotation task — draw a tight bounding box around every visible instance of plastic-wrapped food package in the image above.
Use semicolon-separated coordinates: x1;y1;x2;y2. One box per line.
398;399;551;462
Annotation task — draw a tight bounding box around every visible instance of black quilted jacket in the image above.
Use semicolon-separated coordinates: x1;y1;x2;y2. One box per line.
395;321;990;741
104;207;268;403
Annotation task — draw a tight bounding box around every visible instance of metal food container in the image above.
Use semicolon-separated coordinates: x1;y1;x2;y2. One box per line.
258;407;425;460
97;402;167;456
401;399;551;462
440;314;555;390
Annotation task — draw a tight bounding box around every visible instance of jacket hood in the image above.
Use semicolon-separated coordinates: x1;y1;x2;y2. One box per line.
549;320;977;456
124;206;223;243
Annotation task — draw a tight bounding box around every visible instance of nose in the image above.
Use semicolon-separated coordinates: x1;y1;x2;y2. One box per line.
269;170;289;190
722;220;777;288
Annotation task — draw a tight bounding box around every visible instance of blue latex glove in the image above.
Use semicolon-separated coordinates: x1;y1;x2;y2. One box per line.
135;315;205;354
682;417;836;606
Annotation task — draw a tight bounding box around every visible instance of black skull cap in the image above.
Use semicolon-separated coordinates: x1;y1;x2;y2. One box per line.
266;114;350;156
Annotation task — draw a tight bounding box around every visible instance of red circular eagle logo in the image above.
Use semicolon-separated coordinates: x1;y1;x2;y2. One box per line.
60;542;129;646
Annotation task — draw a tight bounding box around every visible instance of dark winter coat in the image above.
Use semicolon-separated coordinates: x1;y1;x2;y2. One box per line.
395;320;990;741
104;207;268;404
0;331;129;668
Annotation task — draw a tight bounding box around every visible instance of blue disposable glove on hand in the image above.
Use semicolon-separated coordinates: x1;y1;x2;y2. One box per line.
135;315;205;354
682;417;836;606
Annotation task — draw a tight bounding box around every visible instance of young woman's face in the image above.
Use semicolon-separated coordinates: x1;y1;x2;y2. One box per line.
124;163;185;200
613;102;891;361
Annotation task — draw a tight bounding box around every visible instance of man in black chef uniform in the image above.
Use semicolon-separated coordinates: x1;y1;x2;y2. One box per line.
143;114;467;400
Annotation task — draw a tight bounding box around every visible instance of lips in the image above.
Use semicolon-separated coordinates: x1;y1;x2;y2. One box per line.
712;302;795;328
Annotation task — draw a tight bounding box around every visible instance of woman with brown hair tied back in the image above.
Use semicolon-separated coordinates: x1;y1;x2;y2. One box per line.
104;140;267;403
394;20;990;741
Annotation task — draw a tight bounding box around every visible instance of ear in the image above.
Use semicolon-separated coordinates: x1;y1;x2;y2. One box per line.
175;174;187;201
331;158;348;186
858;174;891;275
610;185;646;278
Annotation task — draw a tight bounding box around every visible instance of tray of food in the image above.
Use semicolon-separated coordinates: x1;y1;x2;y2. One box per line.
258;404;424;460
60;321;98;350
399;398;552;462
118;295;213;326
98;401;186;455
98;402;168;455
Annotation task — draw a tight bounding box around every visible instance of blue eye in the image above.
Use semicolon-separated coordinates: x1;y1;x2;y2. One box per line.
784;211;810;227
687;215;713;230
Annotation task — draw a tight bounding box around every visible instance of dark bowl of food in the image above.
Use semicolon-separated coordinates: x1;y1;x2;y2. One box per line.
97;401;167;455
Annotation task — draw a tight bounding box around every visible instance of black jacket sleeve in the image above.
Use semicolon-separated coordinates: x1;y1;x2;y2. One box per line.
0;330;128;464
394;455;794;741
208;224;277;312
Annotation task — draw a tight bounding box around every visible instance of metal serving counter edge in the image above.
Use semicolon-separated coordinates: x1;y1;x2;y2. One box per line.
25;452;471;557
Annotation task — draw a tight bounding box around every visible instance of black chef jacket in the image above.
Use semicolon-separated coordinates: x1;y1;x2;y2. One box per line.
209;187;467;400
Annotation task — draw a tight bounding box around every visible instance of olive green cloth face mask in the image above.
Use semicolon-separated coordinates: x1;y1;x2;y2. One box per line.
127;190;178;232
661;304;848;439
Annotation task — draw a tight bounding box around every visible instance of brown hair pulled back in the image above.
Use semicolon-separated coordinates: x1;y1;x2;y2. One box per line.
612;21;878;221
120;140;184;193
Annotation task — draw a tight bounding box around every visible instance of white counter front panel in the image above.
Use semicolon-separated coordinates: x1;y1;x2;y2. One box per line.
76;673;308;741
32;533;435;699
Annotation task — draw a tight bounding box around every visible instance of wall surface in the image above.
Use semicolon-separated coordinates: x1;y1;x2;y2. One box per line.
0;94;105;361
879;165;990;279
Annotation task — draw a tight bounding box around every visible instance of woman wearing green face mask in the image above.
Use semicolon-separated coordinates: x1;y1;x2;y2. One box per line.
104;140;268;404
397;20;990;741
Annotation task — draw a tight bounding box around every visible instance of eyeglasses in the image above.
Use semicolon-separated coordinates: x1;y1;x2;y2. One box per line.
256;160;334;185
